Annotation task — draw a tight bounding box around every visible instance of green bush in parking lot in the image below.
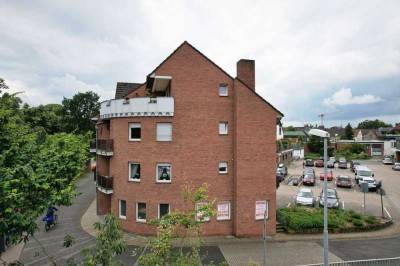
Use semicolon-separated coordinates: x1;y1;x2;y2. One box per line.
277;207;381;233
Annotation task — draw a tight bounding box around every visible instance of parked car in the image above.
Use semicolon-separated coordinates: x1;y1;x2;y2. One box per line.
329;157;336;163
305;159;314;167
303;170;316;186
320;170;333;181
327;160;335;168
277;163;288;176
336;175;352;188
393;163;400;171
338;157;347;169
355;165;374;184
350;160;361;172
319;188;340;209
382;155;393;165
276;171;285;182
295;188;315;207
315;159;324;167
358;176;377;192
292;174;303;186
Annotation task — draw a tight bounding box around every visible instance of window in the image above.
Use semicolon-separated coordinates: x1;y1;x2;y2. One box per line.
217;201;231;221
157;123;172;141
129;162;140;181
219;84;228;96
159;203;169;219
157;163;171;183
219;162;228;174
129;123;141;141
136;202;146;222
119;200;126;219
195;202;210;222
219;122;228;135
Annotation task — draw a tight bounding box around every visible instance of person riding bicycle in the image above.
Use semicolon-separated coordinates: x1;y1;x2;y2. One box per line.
46;206;58;218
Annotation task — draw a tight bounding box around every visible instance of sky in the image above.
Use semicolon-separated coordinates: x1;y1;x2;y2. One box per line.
1;0;399;128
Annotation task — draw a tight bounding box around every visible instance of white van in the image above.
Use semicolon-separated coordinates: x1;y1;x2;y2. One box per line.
355;165;374;183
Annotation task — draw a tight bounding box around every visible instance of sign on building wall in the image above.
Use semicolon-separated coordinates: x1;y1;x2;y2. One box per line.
217;201;230;220
255;200;268;220
195;202;210;222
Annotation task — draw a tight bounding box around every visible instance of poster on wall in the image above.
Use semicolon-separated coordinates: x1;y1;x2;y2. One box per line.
217;201;230;220
255;200;268;220
195;202;210;222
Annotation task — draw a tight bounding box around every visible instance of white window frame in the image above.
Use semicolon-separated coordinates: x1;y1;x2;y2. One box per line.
136;202;146;223
119;199;126;220
128;162;140;182
219;84;228;96
158;203;170;219
157;123;172;141
219;122;228;135
219;162;228;174
156;163;172;183
217;201;231;221
129;123;141;141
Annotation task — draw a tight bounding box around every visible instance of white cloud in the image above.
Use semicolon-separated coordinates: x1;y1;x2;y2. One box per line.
323;88;382;106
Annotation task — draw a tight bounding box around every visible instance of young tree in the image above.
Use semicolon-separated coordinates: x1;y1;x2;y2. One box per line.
343;123;354;140
138;182;217;266
61;91;100;134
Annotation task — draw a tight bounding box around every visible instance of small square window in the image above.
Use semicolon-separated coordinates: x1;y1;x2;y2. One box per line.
219;162;228;174
159;203;169;219
157;163;171;183
129;123;141;141
136;202;146;222
219;122;228;135
219;84;228;96
157;123;172;141
119;200;126;219
129;162;140;181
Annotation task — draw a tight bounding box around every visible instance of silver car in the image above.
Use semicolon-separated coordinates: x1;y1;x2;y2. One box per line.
382;156;393;165
393;163;400;171
319;188;340;209
295;188;315;207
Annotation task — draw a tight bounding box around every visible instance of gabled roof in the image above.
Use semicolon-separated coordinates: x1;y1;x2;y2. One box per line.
115;82;142;99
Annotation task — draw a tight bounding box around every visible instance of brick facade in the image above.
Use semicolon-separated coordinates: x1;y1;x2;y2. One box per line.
95;42;282;237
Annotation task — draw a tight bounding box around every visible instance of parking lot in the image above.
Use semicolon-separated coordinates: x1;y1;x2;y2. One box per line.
277;159;400;219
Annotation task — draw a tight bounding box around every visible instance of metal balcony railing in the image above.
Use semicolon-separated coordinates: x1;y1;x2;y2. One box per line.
97;175;113;194
96;139;114;156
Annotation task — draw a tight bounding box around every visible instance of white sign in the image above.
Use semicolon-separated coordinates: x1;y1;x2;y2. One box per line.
217;201;230;220
255;200;268;220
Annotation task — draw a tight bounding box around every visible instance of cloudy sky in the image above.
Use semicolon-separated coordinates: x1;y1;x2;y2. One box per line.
1;0;399;128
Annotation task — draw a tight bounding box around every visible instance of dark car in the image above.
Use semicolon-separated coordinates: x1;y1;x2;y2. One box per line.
276;171;285;182
338;157;347;169
305;159;314;167
292;174;303;186
319;188;340;209
350;160;361;172
315;159;324;167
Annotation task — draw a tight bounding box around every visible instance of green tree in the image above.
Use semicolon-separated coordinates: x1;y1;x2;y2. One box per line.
61;91;100;134
357;119;392;129
307;135;332;156
0;77;9;92
285;125;295;131
81;213;127;266
343;123;354;140
23;104;63;134
349;143;365;154
138;182;217;266
0;90;90;253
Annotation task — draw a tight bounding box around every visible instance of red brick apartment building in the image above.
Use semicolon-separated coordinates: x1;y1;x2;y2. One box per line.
94;41;283;237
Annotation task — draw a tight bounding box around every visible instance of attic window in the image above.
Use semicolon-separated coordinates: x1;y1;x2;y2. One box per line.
219;84;228;96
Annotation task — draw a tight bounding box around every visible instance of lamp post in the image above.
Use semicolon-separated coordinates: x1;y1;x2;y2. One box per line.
309;129;330;266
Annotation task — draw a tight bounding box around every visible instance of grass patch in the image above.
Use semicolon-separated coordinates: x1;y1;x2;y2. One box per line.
277;206;381;233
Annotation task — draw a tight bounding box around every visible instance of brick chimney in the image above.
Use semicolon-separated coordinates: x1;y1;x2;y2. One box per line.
236;59;255;90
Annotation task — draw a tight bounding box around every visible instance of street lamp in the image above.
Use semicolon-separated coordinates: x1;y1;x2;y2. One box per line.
308;129;330;266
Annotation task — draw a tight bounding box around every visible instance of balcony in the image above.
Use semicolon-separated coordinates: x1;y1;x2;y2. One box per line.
89;139;114;156
100;97;174;120
97;175;113;194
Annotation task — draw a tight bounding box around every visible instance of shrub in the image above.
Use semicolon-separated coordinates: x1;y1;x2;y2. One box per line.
364;215;377;224
352;219;365;227
351;212;362;219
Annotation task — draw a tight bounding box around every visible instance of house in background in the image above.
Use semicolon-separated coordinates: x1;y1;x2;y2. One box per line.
354;129;379;141
93;41;283;237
